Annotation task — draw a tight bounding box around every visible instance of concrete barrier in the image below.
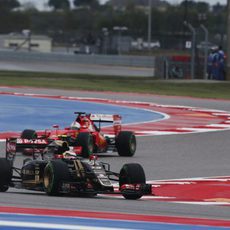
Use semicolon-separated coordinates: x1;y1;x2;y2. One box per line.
0;50;155;68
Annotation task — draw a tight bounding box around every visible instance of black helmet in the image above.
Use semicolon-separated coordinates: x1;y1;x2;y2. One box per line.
44;141;69;156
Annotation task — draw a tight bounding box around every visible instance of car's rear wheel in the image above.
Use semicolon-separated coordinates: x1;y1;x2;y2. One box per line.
0;158;12;192
21;129;37;139
77;132;93;158
116;131;136;157
119;163;146;200
43;160;70;196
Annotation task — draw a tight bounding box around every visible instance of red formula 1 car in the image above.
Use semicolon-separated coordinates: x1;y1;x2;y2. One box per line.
14;112;136;158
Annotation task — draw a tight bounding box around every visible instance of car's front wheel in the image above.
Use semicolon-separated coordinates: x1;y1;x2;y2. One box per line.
43;160;70;196
116;131;136;157
119;163;146;200
21;129;37;139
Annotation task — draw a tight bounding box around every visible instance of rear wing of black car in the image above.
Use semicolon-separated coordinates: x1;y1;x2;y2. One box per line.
6;137;48;160
5;138;17;162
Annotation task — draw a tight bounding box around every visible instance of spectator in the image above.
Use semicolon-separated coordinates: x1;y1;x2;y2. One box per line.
211;46;220;80
217;45;225;80
207;49;215;79
169;65;183;79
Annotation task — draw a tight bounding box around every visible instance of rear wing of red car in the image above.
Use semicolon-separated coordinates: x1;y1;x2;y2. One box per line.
90;114;121;135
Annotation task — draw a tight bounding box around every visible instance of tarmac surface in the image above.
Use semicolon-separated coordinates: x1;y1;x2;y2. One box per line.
0;87;230;222
0;60;154;77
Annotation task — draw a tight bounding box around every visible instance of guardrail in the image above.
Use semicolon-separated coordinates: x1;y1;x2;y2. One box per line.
0;50;155;68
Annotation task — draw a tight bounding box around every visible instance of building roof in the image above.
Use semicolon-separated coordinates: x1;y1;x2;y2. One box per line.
2;34;51;41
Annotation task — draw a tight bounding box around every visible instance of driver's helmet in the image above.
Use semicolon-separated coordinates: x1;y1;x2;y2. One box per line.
43;140;69;159
70;121;81;130
82;117;90;128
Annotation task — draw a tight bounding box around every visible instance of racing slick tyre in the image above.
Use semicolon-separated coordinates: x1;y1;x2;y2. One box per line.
76;132;93;158
21;129;37;139
116;131;136;157
119;163;146;200
0;158;12;192
43;160;70;196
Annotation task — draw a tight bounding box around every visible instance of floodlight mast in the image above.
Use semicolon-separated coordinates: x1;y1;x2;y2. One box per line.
184;21;196;79
200;24;209;80
147;0;152;52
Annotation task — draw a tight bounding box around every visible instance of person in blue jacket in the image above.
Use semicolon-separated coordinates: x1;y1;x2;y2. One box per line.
211;46;225;80
217;45;225;80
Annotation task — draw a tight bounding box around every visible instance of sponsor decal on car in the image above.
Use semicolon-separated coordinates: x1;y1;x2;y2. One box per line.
16;139;48;144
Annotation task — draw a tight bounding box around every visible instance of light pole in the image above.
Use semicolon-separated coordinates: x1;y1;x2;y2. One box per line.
102;27;109;54
184;22;196;79
148;0;152;52
200;24;209;80
113;26;128;55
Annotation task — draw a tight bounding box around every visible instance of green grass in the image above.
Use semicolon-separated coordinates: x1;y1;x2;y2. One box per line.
0;71;230;99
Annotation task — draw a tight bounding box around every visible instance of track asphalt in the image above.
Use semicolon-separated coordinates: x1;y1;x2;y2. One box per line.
0;88;230;229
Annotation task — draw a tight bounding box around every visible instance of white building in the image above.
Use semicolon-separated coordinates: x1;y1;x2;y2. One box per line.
2;34;52;53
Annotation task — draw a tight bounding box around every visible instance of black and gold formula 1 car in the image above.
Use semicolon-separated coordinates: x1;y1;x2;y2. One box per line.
0;139;151;199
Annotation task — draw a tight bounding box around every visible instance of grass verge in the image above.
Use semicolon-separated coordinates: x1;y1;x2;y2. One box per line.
0;71;230;99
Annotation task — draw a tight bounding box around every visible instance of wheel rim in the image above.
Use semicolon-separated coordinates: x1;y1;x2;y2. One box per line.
130;136;136;153
44;169;52;189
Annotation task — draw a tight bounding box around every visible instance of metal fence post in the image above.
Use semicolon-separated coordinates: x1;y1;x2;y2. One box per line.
200;24;209;80
164;58;169;79
184;22;196;79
